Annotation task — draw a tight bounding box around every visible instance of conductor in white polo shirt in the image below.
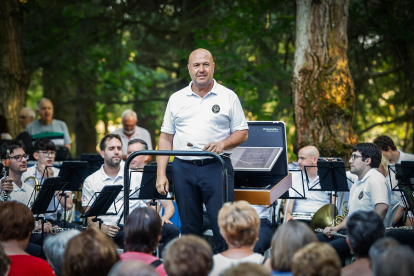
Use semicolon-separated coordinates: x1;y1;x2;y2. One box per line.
156;48;249;253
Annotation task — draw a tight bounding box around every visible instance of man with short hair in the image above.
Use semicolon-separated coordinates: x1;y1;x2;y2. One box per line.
318;143;391;264
19;107;35;130
25;98;72;150
127;139;179;247
0;140;55;256
156;48;249;253
21;138;76;228
285;146;331;223
374;135;414;226
82;134;148;248
112;109;152;158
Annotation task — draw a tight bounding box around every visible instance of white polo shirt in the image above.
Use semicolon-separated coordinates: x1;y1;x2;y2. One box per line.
348;169;391;220
252;205;270;220
21;164;64;220
81;163;147;226
9;181;36;208
290;173;331;213
161;80;248;160
112;126;153;154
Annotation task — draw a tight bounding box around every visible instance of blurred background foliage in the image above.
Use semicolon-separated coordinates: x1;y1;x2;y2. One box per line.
21;0;413;160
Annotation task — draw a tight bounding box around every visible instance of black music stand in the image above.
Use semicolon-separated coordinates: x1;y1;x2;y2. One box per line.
55;147;69;162
138;163;174;200
31;177;66;254
311;158;351;192
58;161;88;227
81;185;123;229
81;154;104;175
395;161;414;186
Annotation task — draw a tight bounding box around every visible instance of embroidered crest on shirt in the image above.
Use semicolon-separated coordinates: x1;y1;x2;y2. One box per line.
212;104;220;114
358;191;364;200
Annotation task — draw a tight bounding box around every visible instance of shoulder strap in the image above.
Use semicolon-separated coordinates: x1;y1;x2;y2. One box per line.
150;259;163;269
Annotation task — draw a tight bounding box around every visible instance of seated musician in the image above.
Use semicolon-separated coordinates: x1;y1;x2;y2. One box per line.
285;146;330;223
318;143;391;264
21;138;77;229
0;140;56;256
374;135;414;226
126;139;179;247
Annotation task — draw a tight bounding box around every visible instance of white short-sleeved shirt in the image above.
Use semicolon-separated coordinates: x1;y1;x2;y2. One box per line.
8;181;36;208
161;80;248;160
21;164;66;220
251;205;270;220
209;253;265;276
81;163;147;226
111;126;153;154
290;173;331;213
348;169;391;220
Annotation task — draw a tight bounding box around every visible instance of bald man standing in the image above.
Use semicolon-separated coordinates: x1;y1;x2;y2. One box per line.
156;49;248;253
285;146;331;223
25;98;72;150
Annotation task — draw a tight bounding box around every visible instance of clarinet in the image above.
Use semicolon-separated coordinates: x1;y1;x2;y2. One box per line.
1;150;11;202
32;226;87;235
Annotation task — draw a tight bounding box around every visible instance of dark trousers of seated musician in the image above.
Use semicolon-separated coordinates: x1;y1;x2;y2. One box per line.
172;157;234;254
386;230;414;251
203;213;273;255
317;231;350;265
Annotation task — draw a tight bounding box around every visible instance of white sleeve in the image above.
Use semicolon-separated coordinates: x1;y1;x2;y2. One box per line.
371;180;390;206
82;178;94;207
229;96;248;133
160;98;175;134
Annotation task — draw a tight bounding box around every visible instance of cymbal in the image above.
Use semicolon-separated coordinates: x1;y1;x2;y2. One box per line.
310;203;338;230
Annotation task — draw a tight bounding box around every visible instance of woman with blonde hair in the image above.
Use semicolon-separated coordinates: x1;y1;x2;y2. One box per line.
209;200;264;276
266;221;317;275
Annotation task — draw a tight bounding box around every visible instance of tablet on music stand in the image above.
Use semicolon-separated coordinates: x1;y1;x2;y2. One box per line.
81;154;104;175
58;161;89;191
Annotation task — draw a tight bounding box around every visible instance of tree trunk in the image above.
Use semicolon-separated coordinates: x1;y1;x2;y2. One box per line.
75;83;97;158
0;0;30;137
292;0;356;160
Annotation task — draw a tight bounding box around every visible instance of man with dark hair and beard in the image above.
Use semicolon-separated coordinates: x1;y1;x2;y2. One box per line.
82;134;146;249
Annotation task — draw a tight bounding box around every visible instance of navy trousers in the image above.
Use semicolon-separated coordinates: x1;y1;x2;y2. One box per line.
386;230;414;251
317;231;350;265
172;157;234;254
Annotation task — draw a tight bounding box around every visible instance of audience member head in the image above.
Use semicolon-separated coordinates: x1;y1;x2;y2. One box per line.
99;134;123;168
19;107;36;129
291;242;341;276
218;200;260;248
220;262;270;276
0;244;10;276
33;138;57;167
63;228;119;276
121;110;138;135
1;140;27;176
43;230;80;276
372;246;414;276
350;143;381;179
125;207;162;254
297;145;319;174
0;115;10;136
377;155;390;177
164;235;213;276
369;237;400;266
37;98;54;124
0;202;34;244
346;211;385;258
270;221;317;272
108;260;158;276
44;230;80;276
127;139;149;169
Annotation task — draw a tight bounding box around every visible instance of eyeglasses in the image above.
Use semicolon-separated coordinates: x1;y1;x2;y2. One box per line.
37;151;56;157
10;154;30;162
350;154;368;161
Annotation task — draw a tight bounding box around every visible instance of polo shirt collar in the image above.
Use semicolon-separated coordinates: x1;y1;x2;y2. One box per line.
13;181;27;192
99;162;124;182
186;79;218;96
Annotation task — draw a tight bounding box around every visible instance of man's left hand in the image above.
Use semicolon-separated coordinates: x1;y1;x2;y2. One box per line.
203;141;225;154
161;216;172;226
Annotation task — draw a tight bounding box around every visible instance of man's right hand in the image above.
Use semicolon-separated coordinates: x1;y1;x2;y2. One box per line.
102;224;120;237
1;177;13;193
323;226;337;238
34;222;54;234
156;175;169;195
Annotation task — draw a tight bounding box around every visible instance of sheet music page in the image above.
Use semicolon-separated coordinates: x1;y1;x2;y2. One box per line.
236;148;273;168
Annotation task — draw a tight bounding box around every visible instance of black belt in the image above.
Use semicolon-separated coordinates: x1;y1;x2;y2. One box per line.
179;154;230;166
